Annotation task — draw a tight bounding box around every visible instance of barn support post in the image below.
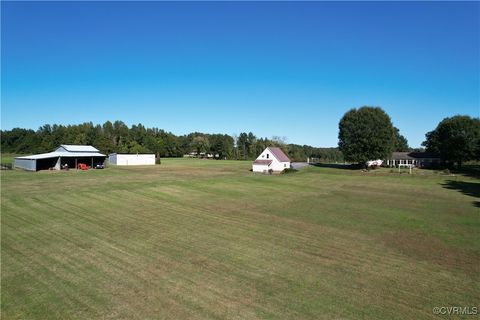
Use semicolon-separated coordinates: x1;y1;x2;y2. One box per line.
75;158;77;171
91;157;93;168
54;157;61;170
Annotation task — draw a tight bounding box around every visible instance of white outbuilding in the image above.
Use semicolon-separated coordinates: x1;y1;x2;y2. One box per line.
108;153;155;166
252;147;291;173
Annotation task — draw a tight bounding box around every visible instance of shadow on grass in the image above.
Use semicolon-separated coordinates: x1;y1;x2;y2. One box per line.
311;163;360;170
442;180;480;208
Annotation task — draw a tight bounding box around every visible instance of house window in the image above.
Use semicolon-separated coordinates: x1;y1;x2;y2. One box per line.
266;154;269;159
284;164;287;167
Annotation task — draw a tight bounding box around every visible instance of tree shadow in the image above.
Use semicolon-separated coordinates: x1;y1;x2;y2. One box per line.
310;163;360;170
442;180;480;208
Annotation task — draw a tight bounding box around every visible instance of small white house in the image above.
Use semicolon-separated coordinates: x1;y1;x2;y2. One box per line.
108;153;155;166
252;147;291;173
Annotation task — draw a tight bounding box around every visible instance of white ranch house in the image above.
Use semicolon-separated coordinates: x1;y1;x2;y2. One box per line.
386;152;440;168
252;147;291;173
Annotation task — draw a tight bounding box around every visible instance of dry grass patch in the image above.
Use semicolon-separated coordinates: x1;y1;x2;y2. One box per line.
382;231;480;274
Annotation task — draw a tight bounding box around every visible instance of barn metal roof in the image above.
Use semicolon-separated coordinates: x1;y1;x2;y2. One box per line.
15;145;105;160
59;145;100;152
16;151;106;160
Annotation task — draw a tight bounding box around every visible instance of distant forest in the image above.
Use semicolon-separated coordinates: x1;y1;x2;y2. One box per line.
1;121;344;163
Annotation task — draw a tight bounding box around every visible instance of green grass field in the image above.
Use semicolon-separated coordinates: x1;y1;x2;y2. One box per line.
1;158;479;319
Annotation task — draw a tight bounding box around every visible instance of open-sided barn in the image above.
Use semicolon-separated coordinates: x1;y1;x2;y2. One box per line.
14;145;106;171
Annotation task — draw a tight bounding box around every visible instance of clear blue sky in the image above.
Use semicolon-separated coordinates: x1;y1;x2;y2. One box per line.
2;1;479;147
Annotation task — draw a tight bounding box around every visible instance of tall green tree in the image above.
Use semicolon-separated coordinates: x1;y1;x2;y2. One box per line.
113;121;129;148
237;132;248;160
422;115;480;168
209;134;234;159
246;132;257;158
393;127;409;152
338;106;395;164
191;135;210;155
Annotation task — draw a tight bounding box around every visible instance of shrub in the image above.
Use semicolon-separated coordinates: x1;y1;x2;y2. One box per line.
282;168;298;174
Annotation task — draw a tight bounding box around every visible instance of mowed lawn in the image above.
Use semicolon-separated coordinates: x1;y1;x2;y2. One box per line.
1;159;479;319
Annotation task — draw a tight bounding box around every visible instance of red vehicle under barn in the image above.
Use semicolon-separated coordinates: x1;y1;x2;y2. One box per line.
77;163;89;170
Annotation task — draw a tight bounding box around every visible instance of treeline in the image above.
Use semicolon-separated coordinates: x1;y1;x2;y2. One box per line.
0;121;344;163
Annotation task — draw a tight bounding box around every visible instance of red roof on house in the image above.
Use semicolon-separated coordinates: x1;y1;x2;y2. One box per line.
268;147;290;162
253;160;273;165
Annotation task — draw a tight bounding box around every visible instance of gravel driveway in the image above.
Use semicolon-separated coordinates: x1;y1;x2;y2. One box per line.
291;162;310;170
